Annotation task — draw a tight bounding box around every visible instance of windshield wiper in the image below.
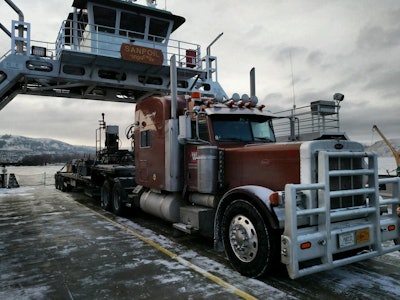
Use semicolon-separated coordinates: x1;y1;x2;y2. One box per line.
254;137;274;142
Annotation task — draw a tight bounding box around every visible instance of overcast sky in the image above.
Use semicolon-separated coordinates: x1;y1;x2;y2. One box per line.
0;0;399;147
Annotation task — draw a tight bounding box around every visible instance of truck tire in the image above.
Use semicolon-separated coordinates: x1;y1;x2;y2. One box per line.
61;179;69;192
57;178;62;190
55;176;61;190
221;199;276;278
112;181;126;216
101;180;112;211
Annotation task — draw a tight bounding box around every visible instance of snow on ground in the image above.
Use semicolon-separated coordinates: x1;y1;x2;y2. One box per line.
0;186;33;196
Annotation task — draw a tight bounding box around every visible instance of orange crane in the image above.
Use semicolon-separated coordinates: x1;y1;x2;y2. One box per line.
372;125;400;177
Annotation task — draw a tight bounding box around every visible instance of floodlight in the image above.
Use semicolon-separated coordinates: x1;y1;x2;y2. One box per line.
333;93;344;102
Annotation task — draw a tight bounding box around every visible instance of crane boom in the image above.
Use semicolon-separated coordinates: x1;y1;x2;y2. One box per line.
372;124;400;176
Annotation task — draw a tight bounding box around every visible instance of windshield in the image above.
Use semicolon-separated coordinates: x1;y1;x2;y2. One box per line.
212;115;276;143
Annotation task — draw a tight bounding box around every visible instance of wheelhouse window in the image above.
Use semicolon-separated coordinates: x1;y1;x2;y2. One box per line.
212;115;275;143
148;18;170;42
119;12;146;39
93;6;116;33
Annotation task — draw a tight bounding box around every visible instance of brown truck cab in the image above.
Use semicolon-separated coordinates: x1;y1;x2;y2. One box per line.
133;93;400;279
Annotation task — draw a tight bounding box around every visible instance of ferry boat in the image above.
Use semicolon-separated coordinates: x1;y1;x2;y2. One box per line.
0;0;227;110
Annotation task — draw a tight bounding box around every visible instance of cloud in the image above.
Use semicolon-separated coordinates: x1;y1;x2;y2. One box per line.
364;69;400;97
357;25;400;51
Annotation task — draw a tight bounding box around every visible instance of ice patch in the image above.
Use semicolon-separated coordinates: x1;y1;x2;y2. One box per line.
0;186;33;196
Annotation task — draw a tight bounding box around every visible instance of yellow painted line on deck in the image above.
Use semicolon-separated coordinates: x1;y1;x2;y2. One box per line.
77;202;258;300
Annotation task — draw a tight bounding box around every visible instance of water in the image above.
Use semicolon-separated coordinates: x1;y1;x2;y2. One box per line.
4;164;64;187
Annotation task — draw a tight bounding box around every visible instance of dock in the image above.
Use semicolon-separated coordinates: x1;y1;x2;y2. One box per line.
0;185;254;299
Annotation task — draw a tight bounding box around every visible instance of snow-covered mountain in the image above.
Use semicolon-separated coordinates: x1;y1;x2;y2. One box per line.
0;134;94;152
0;134;398;164
365;138;400;157
0;134;95;163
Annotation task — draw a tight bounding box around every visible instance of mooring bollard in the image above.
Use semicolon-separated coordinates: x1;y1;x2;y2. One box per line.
8;173;19;188
1;165;7;188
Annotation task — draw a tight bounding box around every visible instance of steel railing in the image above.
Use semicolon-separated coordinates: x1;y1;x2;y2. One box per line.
54;20;202;69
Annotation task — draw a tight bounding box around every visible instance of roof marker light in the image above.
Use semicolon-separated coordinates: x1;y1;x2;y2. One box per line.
191;91;201;101
226;100;235;108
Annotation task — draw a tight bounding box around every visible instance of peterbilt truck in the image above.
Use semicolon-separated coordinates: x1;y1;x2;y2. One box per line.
125;89;400;279
1;0;399;279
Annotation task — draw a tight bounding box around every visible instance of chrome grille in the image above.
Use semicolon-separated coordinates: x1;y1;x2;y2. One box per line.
328;156;365;209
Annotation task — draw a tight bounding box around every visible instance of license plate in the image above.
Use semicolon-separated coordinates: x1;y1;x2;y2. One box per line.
338;228;370;248
339;232;355;248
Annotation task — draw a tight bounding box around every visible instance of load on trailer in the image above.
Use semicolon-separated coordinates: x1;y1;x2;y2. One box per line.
55;113;135;215
2;0;400;279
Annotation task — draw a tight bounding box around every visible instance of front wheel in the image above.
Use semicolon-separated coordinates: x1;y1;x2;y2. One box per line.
221;199;277;278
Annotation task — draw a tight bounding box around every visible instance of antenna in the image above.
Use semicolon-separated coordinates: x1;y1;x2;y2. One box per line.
289;52;297;141
290;52;296;110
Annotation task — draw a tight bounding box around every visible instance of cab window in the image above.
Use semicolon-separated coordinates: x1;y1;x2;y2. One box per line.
212;115;275;143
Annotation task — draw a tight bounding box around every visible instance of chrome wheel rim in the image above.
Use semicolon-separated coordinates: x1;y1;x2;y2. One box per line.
229;214;258;262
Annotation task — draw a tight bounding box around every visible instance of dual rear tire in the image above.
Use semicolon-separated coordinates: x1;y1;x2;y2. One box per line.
101;180;126;216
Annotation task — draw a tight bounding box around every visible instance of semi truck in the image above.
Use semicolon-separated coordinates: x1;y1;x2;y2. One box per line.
114;88;400;279
1;0;399;279
56;83;400;279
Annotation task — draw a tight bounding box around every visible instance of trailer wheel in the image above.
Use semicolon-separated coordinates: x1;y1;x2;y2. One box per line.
101;180;112;211
221;199;275;278
61;179;69;192
57;178;62;190
55;176;61;190
112;182;126;216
